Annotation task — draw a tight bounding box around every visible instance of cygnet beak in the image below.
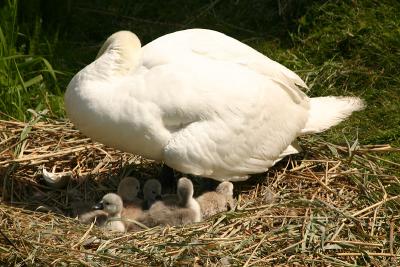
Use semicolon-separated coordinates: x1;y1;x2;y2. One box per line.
92;201;104;210
155;195;162;201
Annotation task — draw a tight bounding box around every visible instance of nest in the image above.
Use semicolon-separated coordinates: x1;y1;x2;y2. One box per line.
1;117;400;266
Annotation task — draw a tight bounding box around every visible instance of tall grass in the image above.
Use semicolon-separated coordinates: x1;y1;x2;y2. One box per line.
1;0;399;151
0;0;64;121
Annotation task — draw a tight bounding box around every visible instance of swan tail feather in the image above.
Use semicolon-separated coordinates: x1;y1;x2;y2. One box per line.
301;96;365;134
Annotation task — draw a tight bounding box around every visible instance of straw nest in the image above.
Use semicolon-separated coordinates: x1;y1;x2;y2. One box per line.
1;116;400;266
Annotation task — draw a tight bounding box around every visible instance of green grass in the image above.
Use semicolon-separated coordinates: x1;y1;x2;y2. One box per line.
252;0;400;148
0;0;65;121
1;0;399;151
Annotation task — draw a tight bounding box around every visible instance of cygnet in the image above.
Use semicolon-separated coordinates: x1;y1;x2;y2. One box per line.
117;176;142;205
142;178;184;208
92;193;126;232
116;176;144;227
142;179;162;209
196;181;235;219
138;177;201;227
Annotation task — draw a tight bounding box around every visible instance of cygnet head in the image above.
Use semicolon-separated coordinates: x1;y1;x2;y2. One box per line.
216;181;234;196
117;176;140;202
177;177;194;206
143;179;162;205
93;193;123;217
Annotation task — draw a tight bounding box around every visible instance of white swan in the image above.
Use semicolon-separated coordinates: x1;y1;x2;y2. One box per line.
65;29;365;182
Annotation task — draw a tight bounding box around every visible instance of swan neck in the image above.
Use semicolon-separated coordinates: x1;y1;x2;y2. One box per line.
95;32;142;76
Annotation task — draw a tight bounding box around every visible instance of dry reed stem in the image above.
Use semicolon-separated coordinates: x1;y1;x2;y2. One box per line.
0;118;400;265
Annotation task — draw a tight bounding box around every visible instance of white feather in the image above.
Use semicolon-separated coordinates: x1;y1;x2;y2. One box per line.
65;29;364;182
300;97;365;134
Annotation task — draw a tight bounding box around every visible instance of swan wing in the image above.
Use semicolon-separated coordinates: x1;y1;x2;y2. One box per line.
142;29;308;92
140;57;308;181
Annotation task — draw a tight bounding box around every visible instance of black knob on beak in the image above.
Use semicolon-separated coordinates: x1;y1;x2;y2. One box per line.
92;201;104;210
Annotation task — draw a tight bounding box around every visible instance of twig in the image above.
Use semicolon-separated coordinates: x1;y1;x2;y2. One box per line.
328;240;383;247
336;252;400;257
243;235;266;267
390;219;394;254
352;195;400;217
249;240;304;266
0;228;19;251
0;145;100;165
306;168;337;196
71;221;95;249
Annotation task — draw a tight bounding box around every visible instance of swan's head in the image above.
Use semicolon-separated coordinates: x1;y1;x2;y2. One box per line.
96;31;141;58
95;31;142;74
117;176;140;202
177;177;194;205
143;179;162;203
216;181;234;196
93;193;123;216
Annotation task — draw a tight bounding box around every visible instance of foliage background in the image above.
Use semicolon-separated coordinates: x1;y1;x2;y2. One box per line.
1;0;399;150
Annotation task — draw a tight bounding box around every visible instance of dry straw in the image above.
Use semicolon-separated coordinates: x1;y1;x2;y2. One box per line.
1;117;400;266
